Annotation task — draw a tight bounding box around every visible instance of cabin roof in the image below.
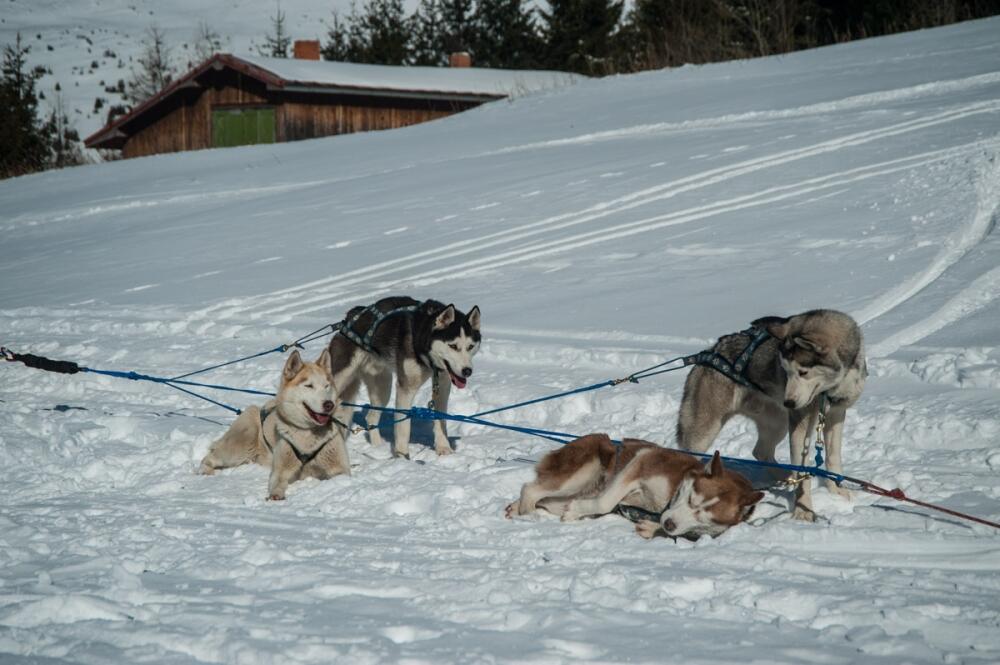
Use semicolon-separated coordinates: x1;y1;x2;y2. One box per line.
85;53;581;150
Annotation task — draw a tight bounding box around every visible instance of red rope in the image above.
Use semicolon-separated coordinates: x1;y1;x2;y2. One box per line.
859;481;1000;530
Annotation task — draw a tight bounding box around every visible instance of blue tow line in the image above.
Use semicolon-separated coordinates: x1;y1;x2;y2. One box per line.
3;332;835;484
346;402;844;486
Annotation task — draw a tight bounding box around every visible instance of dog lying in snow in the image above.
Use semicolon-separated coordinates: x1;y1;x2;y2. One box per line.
506;433;763;540
199;349;350;500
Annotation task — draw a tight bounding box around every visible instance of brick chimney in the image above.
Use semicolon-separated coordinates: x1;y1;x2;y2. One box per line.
293;40;321;60
449;51;472;68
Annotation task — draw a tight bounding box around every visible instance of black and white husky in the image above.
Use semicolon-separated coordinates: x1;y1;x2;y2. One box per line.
329;296;481;459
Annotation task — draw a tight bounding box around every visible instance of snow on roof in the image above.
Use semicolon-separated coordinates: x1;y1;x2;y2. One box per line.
238;54;582;99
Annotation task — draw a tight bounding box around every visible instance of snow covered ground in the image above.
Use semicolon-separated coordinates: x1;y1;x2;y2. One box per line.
3;16;1000;665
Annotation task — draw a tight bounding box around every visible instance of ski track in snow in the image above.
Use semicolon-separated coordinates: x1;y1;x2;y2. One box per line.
203;98;1000;323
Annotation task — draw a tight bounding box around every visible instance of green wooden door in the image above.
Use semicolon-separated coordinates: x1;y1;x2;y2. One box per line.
211;107;276;148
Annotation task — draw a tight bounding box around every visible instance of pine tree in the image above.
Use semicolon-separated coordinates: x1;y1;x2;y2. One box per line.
540;0;624;74
322;6;366;62
439;0;476;56
46;89;86;169
262;2;291;58
472;0;543;69
324;0;411;65
127;26;174;104
0;33;51;177
410;0;446;65
361;0;411;65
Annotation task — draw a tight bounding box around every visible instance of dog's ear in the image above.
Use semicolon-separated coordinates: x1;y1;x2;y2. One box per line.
706;450;723;477
282;350;304;383
433;304;456;331
752;315;791;340
741;491;766;521
792;335;826;355
316;348;332;376
466;305;481;331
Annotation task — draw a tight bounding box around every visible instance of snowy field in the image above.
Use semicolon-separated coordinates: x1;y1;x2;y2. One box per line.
3;16;1000;665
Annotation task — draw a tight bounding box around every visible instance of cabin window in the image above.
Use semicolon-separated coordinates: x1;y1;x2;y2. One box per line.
211;107;276;148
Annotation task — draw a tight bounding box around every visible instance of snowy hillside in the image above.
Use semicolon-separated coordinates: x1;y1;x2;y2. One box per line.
0;0;355;142
3;16;1000;665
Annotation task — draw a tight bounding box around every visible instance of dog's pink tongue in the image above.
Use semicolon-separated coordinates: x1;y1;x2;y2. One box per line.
308;408;331;426
450;374;467;389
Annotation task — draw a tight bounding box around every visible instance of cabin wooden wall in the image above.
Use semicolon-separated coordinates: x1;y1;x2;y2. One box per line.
122;72;269;158
119;69;481;159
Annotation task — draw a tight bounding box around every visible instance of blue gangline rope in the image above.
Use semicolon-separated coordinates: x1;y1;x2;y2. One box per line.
6;340;833;482
350;402;843;485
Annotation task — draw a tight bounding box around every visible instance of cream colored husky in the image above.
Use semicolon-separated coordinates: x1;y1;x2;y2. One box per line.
199;349;350;500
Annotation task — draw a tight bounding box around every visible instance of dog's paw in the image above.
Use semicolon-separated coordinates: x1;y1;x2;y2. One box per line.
561;503;584;522
267;492;286;501
392;450;411;461
635;520;661;539
434;444;454;456
198;463;216;476
827;484;852;501
504;502;519;519
792;504;816;522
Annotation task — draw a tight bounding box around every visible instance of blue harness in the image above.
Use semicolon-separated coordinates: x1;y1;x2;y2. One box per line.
682;326;772;393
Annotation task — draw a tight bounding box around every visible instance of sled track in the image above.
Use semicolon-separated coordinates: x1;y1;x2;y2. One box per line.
200;99;1000;324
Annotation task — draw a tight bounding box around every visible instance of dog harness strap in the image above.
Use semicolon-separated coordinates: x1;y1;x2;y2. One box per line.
259;406;274;453
683;326;771;393
284;433;335;466
614;504;661;524
338;302;422;354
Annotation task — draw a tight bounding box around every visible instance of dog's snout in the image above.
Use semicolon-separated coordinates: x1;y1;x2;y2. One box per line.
461;367;473;378
663;518;677;534
322;400;334;413
783;399;797;409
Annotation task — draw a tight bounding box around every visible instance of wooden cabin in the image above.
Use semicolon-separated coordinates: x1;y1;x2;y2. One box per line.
85;45;579;159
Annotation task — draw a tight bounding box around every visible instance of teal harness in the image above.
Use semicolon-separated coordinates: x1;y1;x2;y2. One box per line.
682;326;772;393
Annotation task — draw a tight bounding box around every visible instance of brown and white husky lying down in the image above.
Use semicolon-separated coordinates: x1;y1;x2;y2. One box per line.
506;433;764;540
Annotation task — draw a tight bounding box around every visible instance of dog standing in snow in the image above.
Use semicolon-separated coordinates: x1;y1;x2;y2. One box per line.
506;433;763;540
199;348;350;500
677;309;866;520
328;296;481;459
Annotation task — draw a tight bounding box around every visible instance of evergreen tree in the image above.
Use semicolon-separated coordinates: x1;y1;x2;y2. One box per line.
322;6;367;62
127;26;174;104
46;89;86;169
262;2;291;58
410;0;447;65
0;33;51;177
324;0;410;65
540;0;624;74
439;0;476;56
362;0;411;64
472;0;542;69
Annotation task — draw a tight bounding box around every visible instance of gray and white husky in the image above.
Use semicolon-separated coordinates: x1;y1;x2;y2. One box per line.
329;296;481;459
677;309;866;520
